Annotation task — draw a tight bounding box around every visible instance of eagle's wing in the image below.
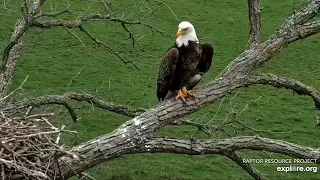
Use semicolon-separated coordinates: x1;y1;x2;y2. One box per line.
157;47;179;101
198;43;214;74
186;43;214;90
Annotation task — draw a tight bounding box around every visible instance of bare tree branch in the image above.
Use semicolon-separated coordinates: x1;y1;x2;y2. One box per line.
0;0;46;97
77;24;141;70
247;0;262;48
80;14;173;38
218;21;320;81
30;19;81;29
57;136;320;178
280;0;320;29
138;137;320;161
31;19;138;68
28;3;175;70
224;151;267;180
3;92;147;118
35;9;71;18
30;19;140;70
286;21;320;42
246;73;320;110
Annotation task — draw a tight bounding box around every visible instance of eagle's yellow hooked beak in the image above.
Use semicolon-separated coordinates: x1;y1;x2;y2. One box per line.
176;28;185;38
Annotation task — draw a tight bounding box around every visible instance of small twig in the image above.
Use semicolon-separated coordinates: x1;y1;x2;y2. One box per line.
206;97;225;125
121;22;139;50
41;117;57;130
66;68;83;89
128;77;144;95
0;75;28;102
78;24;140;70
153;0;180;21
59;159;80;177
108;74;112;92
1;164;4;180
12;113;54;121
56;18;86;48
79;172;97;180
55;125;65;144
24;106;33;116
35;9;70;18
80;14;173;38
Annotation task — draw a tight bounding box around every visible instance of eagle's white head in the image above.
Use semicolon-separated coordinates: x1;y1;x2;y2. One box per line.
176;21;199;47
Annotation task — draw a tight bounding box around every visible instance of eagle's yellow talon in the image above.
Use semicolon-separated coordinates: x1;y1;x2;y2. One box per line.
175;90;187;102
182;87;194;97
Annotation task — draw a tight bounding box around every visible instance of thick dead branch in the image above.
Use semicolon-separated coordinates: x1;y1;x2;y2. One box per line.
60;102;78;123
4;92;147;118
287;21;320;42
58;136;320;178
31;19;81;29
138;137;320;161
247;74;320;110
247;0;262;48
0;0;46;97
280;0;320;29
224;151;267;180
219;21;320;81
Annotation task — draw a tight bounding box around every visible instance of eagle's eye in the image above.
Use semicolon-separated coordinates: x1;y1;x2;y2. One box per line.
182;28;188;30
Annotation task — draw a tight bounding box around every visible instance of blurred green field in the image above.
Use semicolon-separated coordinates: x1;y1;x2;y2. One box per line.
1;0;320;179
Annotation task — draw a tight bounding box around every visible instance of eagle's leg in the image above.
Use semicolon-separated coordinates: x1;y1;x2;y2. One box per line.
175;89;187;102
182;87;194;98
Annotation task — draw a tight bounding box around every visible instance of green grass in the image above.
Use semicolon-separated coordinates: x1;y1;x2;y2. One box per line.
1;0;320;179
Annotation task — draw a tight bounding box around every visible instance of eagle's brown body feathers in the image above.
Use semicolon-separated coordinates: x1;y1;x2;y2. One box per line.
157;41;214;101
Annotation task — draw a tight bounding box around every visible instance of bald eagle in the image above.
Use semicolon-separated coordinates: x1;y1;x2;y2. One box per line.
157;21;214;101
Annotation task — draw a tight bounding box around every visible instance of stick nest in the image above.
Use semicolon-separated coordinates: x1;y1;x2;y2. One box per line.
0;114;79;180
